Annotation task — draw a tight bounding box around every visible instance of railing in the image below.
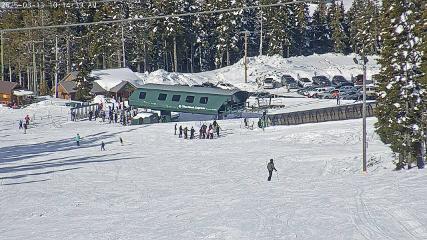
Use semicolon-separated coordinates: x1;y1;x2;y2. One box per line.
268;102;377;126
70;104;99;120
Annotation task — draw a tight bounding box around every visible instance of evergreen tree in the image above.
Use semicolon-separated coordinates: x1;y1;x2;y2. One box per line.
375;0;426;169
329;1;348;54
310;0;331;54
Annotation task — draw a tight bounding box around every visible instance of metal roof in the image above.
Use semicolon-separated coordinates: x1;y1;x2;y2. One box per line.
139;83;240;96
90;82;107;94
59;81;77;93
0;81;19;93
110;81;136;93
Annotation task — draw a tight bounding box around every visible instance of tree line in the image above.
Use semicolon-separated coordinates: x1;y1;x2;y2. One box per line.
0;0;381;93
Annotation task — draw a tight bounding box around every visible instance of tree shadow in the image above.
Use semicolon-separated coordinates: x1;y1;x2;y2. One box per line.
0;126;144;164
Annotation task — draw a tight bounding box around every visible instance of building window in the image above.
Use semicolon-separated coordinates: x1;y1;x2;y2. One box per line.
139;92;146;99
199;97;209;104
158;93;167;101
172;95;181;102
185;96;195;103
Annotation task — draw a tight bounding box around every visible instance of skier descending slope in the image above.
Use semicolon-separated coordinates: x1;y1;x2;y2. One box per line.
267;159;277;181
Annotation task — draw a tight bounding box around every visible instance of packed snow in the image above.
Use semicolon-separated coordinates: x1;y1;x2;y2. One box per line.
0;99;426;240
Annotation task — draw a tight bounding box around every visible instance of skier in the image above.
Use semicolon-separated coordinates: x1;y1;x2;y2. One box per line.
174;123;177;135
119;137;123;145
190;127;195;139
23;123;27;134
25;115;30;125
209;126;214;139
101;141;105;151
184;127;188;139
244;117;248;127
114;112;118;123
179;125;183;138
267;159;277;181
199;127;204;139
89;110;93;121
19;120;23;129
216;123;221;137
75;133;81;146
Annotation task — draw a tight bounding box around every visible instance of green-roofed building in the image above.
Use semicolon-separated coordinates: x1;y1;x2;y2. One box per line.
129;84;249;121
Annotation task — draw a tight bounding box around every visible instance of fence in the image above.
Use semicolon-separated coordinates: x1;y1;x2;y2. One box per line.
70;104;99;120
268;102;377;126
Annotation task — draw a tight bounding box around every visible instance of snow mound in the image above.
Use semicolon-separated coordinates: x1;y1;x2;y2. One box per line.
91;68;145;91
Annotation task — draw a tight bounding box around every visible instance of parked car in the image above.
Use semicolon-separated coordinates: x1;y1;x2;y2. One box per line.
353;74;374;86
297;77;313;88
262;77;275;89
341;91;362;100
312;75;332;87
332;75;351;87
281;75;298;89
297;86;316;96
338;85;357;93
307;87;335;98
318;89;341;99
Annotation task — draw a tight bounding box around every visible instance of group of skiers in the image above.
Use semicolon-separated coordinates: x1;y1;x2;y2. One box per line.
175;120;221;140
72;102;137;126
18;114;31;134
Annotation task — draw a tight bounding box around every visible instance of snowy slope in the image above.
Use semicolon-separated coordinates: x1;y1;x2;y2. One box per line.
137;53;380;92
1;101;426;240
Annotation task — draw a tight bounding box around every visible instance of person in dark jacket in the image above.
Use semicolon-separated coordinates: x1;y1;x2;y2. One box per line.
89;110;93;121
267;159;277;181
19;120;23;129
174;123;177;135
184;127;188;139
190;127;195;139
179;125;183;138
101;141;105;151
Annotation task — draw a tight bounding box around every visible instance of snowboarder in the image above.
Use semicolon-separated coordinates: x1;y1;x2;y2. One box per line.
19;120;23;129
190;127;195;139
267;159;277;181
174;123;177;135
101;141;105;151
179;125;183;138
75;133;81;146
119;137;123;145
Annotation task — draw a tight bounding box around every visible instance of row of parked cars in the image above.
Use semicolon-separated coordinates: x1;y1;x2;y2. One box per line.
261;74;377;100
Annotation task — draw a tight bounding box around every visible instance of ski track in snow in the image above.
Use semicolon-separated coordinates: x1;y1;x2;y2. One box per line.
0;102;426;240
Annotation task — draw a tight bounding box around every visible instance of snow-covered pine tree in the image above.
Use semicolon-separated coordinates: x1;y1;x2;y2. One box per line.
214;0;244;68
329;1;348;54
347;0;380;54
310;0;331;54
262;0;291;57
294;2;310;56
375;0;426;169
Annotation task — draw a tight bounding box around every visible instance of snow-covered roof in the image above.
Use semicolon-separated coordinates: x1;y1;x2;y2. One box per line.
13;90;34;96
133;112;156;119
90;68;144;91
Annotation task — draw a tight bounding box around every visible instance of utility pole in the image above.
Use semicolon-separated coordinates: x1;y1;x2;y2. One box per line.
32;41;37;95
121;24;126;68
55;35;59;98
1;31;4;82
362;57;367;172
244;31;248;83
259;11;263;56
